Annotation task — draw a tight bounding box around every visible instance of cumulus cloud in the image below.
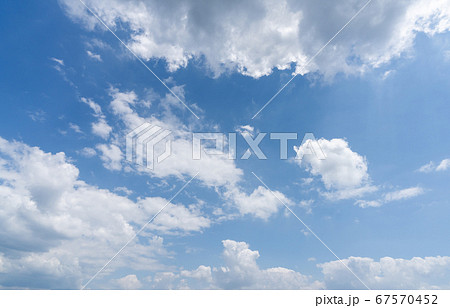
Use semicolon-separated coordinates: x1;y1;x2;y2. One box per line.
92;118;112;139
96;144;123;171
182;240;323;289
224;186;291;220
295;138;369;190
319;256;450;289
173;240;450;290
294;138;376;200
114;275;142;289
0;137;210;288
60;0;450;78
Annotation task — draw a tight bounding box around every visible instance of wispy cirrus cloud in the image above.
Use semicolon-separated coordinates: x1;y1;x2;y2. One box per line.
418;158;450;173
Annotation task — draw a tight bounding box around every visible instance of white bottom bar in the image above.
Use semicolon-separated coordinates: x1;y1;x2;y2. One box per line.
0;290;449;308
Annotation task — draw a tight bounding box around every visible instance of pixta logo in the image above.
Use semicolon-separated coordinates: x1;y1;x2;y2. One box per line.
125;123;326;169
193;132;326;161
126;123;172;170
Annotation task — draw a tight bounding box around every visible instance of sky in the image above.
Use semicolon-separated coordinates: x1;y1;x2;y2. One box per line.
0;0;449;290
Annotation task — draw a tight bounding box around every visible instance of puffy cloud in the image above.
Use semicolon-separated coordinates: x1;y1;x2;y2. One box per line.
92;118;112;139
294;138;425;207
78;147;97;158
319;256;450;289
107;87;243;187
0;137;210;288
224;186;291;220
114;275;142;289
295;138;376;200
129;240;450;290
183;240;323;289
137;197;211;234
96;143;123;171
295;138;369;190
76;87;288;220
60;0;450;78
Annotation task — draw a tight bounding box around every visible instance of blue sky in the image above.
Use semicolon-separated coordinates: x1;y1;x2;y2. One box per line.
0;0;450;289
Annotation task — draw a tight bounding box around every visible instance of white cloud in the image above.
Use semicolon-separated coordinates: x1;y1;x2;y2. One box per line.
60;0;450;78
418;161;436;173
384;186;424;202
114;275;142;289
28;110;46;122
382;70;395;80
295;138;424;207
181;265;213;282
81;97;113;139
92;118;112;139
69;123;83;134
78;147;97;158
113;186;133;196
0;137;210;288
183;240;323;289
236;125;255;136
225;186;291;220
418;158;450;172
295;138;376;201
356;186;424;208
354;199;383;208
96;144;122;171
137;197;211;234
436;158;450;171
139;240;450;290
86;50;102;61
319;256;450;289
106;87;287;219
50;57;64;66
295;138;369;190
81;97;102;116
